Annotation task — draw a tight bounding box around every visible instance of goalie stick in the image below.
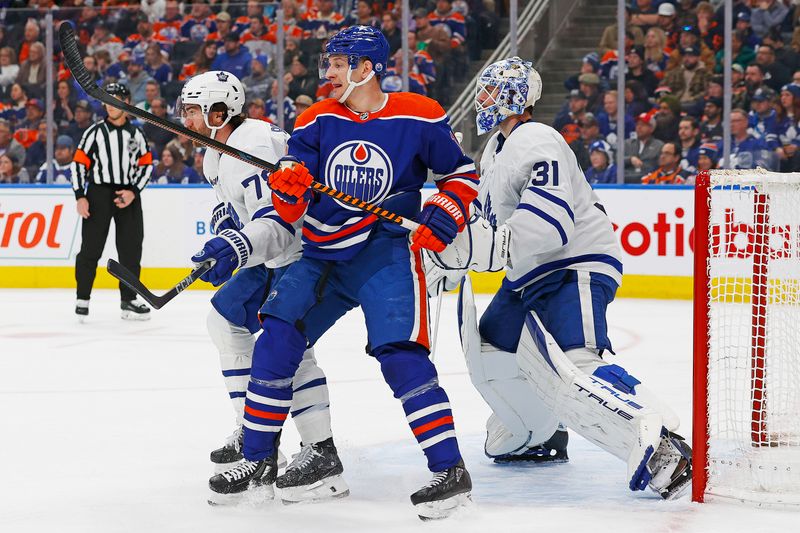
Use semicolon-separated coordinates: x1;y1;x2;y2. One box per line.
106;259;214;310
58;23;419;232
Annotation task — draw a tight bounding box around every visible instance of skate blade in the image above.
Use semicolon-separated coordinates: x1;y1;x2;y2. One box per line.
493;452;569;465
415;491;471;521
121;310;151;321
207;483;275;506
280;474;350;504
212;451;286;474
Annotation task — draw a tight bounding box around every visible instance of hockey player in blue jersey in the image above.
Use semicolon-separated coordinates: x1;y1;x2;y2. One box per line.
179;71;347;504
206;26;477;520
430;57;692;500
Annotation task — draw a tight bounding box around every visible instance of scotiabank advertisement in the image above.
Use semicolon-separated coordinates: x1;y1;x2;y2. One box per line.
1;184;705;296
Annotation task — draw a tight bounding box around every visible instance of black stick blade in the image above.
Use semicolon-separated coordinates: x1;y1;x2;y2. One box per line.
58;23;96;93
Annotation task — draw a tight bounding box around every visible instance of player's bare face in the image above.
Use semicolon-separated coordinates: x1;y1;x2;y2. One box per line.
325;55;365;100
182;105;211;136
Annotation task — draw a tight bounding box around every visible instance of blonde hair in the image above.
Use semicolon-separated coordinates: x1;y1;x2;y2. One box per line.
644;27;666;63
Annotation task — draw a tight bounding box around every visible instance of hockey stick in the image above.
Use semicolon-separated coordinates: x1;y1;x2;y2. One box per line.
106;258;214;310
58;23;419;232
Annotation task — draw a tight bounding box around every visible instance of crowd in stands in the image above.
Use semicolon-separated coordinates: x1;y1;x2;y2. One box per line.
0;0;502;184
554;0;800;184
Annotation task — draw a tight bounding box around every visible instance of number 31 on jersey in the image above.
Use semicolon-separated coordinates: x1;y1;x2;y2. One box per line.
532;160;559;186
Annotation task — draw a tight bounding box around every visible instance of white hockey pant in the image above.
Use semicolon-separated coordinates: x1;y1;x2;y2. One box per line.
207;308;332;444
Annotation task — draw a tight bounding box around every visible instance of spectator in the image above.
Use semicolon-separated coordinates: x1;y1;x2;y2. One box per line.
179;41;217;81
776;83;800;167
429;0;468;81
0;47;19;94
0;153;28;183
87;21;124;61
695;1;722;52
295;94;314;117
265;79;296;127
666;25;715;72
142;97;176;155
653;95;681;143
663;47;710;104
143;43;172;84
241;15;272;57
64;100;96;146
105;50;129;82
54;80;77;131
382;12;402;56
414;8;451;66
600;8;644;55
570;112;602;171
626;45;659;97
16;42;46;95
700;96;724;142
212;33;253;81
736;11;761;50
125;58;155;105
729;108;775;169
677;116;702;173
748;87;781;151
285;56;317;100
181;1;217;42
584;140;617;184
643;27;669;81
0;118;26;167
233;0;268;33
732;64;750;109
625;79;651;118
745;63;767;103
3;82;28;125
564;53;601;93
696;142;719;172
247;97;270;122
15;98;44;147
756;44;791;91
763;29;800;74
751;0;789;39
166;135;194;167
18;20;41;64
24;122;54;178
655;2;679;49
242;55;273;102
350;0;381;28
577;72;603;114
153;145;202;184
641;142;689;184
715;30;756;74
207;11;235;48
141;0;166;23
597;90;634;146
300;0;347;41
553;89;588;144
125;12;161;60
35;135;75;184
153;0;183;44
629;0;659;29
624;111;664;183
136;80;161;113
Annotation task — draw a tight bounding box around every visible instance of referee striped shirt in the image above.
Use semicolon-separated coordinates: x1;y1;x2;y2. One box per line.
71;118;153;199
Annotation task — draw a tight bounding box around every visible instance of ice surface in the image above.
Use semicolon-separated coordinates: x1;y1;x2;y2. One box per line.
0;289;794;532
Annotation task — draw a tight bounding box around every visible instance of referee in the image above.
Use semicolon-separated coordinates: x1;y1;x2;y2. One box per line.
71;83;154;321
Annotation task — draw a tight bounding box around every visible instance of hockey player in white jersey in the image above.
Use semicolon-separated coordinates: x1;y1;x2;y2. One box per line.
179;71;348;504
429;57;692;499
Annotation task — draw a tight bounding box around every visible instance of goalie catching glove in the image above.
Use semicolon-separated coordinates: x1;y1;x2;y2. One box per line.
265;156;314;223
191;228;251;286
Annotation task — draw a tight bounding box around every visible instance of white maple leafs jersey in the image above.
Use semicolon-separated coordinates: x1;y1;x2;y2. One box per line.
203;118;301;269
477;121;623;291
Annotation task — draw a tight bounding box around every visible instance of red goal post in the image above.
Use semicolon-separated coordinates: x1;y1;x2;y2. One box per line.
693;169;800;507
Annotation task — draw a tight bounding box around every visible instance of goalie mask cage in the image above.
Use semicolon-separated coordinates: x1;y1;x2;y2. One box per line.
693;169;800;507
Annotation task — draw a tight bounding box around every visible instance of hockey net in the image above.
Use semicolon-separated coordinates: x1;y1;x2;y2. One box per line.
693;169;800;506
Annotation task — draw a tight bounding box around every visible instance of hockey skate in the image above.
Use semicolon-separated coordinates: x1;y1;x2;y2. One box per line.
210;426;287;473
208;454;279;506
75;299;89;323
410;460;472;521
492;427;569;464
276;438;350;504
121;299;151;321
645;429;692;500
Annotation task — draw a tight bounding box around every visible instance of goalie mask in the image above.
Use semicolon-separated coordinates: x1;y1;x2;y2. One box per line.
179;70;245;138
475;57;542;135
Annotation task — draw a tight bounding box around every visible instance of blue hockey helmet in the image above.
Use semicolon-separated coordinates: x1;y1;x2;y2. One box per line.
475;57;542;135
321;26;389;102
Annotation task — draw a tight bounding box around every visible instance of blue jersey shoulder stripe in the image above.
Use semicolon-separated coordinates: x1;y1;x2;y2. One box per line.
251;206;276;221
526;186;575;221
517;203;568;245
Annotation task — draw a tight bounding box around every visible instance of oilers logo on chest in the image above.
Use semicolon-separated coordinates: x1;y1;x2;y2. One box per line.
324;141;394;210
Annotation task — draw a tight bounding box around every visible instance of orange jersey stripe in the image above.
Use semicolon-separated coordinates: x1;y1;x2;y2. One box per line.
244;405;288;421
412;247;430;349
137;152;153;166
73;149;92;168
302;214;377;243
294;93;447;130
412;415;453;436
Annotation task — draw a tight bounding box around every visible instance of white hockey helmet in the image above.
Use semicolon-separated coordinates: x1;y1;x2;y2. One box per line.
179;70;245;135
475;57;542;135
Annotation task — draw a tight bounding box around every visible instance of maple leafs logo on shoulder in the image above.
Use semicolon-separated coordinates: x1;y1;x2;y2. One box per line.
216;72;229;82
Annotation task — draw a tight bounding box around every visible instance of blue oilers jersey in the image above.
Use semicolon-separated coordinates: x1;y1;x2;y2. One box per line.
477;121;622;292
288;92;478;260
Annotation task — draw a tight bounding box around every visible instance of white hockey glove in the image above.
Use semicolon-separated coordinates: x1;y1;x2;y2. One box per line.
431;214;511;273
423;251;466;297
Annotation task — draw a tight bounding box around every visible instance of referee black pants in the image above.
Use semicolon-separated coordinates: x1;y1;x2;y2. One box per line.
75;184;143;302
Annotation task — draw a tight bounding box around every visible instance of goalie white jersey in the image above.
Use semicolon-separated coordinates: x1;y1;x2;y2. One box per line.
203;118;301;269
476;121;622;291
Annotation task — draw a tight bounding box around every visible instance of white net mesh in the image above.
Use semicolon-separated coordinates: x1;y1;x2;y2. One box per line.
706;170;800;505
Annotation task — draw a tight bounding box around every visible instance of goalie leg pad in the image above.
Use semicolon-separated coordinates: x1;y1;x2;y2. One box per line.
458;277;559;458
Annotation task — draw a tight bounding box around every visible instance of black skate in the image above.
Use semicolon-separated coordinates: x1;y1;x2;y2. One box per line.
121;299;151;321
493;428;569;464
75;299;89;323
210;427;244;471
646;429;692;500
410;460;472;521
276;438;349;504
208;454;278;505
